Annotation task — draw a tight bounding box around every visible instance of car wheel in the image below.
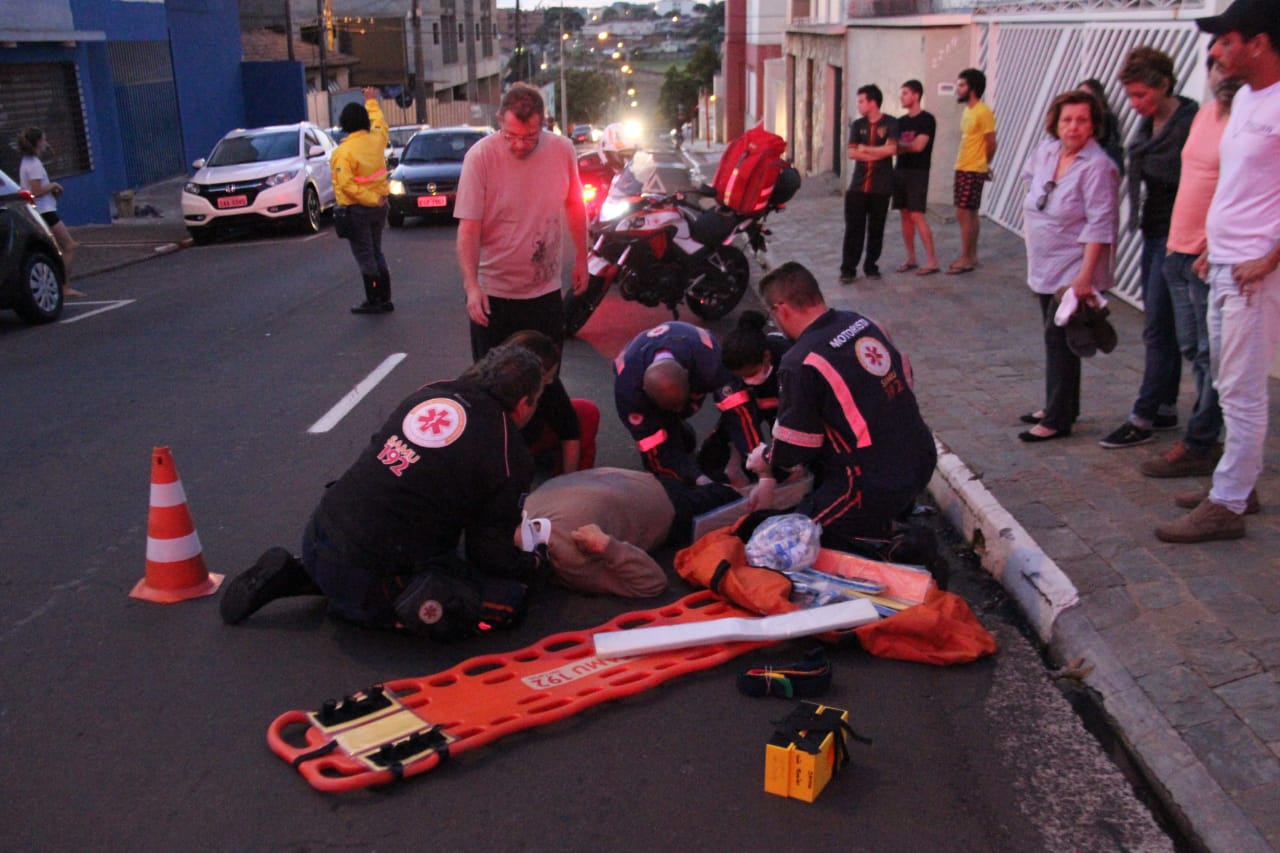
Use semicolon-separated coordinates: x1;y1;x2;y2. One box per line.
297;185;321;234
14;251;64;324
388;210;405;228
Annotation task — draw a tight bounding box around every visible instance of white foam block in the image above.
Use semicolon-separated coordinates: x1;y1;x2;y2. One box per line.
592;598;878;658
689;474;814;542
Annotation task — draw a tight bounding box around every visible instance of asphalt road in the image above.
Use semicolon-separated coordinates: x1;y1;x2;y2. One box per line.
0;180;1176;850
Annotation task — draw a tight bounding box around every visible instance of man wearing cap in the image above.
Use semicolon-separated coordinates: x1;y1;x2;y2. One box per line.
1156;0;1280;542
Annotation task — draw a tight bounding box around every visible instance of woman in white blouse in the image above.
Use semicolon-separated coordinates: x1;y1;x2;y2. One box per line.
1018;91;1121;442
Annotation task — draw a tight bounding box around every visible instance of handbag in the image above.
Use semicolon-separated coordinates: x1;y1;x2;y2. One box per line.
333;205;352;239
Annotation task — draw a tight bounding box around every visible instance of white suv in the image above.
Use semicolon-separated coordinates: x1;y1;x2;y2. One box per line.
182;122;336;243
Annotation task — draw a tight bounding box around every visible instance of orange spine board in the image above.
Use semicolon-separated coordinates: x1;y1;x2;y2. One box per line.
267;590;766;792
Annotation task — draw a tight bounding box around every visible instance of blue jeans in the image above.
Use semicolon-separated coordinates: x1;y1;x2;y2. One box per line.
1131;234;1181;424
347;203;389;281
1163;252;1222;453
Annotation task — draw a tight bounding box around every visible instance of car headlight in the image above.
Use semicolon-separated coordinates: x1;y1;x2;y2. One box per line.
389;179;405;195
183;182;201;195
264;169;300;187
599;198;634;222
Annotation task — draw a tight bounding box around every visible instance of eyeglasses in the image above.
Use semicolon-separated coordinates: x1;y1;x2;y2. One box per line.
501;129;542;144
1036;180;1058;212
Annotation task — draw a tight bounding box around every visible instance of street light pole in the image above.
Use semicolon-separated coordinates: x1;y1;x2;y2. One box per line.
559;29;568;132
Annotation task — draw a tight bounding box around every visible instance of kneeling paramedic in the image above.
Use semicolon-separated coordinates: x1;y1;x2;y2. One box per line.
747;261;937;549
219;344;553;640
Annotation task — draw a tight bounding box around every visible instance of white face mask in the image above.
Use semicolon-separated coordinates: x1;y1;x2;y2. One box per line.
742;364;773;386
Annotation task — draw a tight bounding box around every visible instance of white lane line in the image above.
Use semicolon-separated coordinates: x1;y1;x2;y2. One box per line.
58;299;136;323
308;352;407;434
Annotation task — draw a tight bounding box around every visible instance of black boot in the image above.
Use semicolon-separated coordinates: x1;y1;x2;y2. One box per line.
379;270;394;312
351;275;392;314
220;547;321;624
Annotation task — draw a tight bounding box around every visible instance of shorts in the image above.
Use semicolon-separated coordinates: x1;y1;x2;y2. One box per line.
892;170;930;213
953;170;987;211
40;211;61;227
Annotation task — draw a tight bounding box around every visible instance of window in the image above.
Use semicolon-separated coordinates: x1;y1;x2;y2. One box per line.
0;62;93;177
432;22;440;45
458;23;464;43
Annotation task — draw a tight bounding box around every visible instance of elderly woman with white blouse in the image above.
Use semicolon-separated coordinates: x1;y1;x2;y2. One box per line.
1018;90;1121;442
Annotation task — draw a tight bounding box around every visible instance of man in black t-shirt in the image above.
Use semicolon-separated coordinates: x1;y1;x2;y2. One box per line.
893;79;940;275
840;84;899;283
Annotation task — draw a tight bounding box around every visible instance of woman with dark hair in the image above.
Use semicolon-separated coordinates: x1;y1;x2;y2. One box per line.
1099;46;1198;449
332;87;393;314
503;330;598;482
698;310;792;484
1077;78;1125;173
1018;90;1120;442
17;127;83;298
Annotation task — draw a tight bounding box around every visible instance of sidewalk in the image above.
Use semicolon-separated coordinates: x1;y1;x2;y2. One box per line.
758;168;1280;852
68;176;191;279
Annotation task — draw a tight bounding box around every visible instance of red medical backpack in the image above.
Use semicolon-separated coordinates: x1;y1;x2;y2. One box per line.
713;125;790;216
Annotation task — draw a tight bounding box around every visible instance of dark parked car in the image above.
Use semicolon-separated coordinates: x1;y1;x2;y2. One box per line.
0;168;65;324
386;127;491;227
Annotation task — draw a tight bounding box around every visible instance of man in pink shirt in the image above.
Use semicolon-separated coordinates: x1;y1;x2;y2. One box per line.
1157;0;1280;542
1139;56;1241;478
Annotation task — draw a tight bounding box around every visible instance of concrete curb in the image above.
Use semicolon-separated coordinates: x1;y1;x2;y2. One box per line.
927;439;1272;853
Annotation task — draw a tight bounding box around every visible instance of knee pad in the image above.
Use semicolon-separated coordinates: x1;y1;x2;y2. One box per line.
394;573;530;642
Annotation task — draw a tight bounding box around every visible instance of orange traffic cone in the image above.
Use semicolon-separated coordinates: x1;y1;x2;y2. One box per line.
130;446;224;603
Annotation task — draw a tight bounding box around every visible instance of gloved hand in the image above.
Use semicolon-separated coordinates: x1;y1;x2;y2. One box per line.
747;477;776;512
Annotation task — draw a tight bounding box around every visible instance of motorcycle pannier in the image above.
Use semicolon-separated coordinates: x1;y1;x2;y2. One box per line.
713;125;790;216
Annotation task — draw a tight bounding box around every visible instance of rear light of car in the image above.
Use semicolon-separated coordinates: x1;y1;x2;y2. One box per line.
582;183;598;204
16;189;36;204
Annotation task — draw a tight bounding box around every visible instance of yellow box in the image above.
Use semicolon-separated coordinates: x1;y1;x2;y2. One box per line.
763;702;850;802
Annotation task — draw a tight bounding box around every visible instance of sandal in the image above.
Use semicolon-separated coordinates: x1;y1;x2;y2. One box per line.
915;266;940;276
895;262;918;273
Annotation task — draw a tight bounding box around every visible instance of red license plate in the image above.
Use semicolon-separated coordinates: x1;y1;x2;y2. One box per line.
417;196;448;208
217;194;248;209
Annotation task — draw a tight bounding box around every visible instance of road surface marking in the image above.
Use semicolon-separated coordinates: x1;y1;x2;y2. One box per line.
58;299;136;324
308;352;407;433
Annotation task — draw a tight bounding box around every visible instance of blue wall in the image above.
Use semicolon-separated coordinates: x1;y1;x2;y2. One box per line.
168;0;246;168
242;62;308;129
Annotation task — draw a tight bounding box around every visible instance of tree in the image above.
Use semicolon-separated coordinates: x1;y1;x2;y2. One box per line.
658;64;700;130
690;2;725;43
686;43;719;90
534;7;585;42
538;68;618;125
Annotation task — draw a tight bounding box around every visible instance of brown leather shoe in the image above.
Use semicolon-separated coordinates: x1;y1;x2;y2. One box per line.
1173;487;1259;514
1155;499;1246;543
1140;441;1221;478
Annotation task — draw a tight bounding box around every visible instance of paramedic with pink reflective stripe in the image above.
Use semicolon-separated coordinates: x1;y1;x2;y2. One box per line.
614;321;764;485
332;87;393;314
750;262;937;548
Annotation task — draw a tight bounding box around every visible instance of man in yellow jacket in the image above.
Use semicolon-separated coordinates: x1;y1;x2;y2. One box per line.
332;87;393;313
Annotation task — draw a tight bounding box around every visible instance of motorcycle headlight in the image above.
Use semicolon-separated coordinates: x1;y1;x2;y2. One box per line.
264;169;299;187
599;198;633;222
389;179;405;195
183;182;201;195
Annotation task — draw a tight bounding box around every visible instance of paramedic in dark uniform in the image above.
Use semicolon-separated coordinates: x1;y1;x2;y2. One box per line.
748;261;937;548
614;321;763;485
220;344;552;636
697;309;792;486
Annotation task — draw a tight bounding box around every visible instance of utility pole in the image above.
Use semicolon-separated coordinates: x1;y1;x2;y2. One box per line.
316;0;329;93
514;0;523;83
285;0;295;62
412;0;427;122
463;0;479;103
559;24;568;132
